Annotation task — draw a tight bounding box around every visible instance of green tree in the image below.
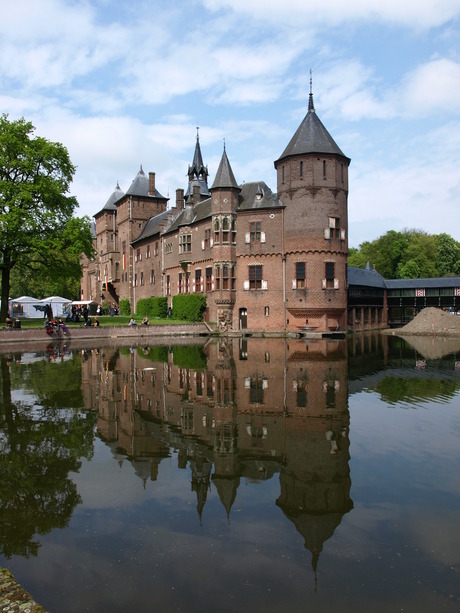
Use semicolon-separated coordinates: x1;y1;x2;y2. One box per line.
0;114;89;320
9;216;94;299
435;233;460;276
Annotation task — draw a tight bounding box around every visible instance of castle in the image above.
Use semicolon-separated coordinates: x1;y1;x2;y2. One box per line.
81;84;350;332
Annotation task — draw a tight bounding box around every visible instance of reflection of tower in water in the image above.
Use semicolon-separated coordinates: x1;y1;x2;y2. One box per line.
277;340;353;587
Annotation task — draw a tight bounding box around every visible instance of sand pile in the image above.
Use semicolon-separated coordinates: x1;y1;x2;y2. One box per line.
397;307;460;336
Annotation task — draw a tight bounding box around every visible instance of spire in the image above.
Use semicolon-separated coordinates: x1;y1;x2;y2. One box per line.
210;145;240;190
275;72;349;165
185;127;210;200
308;69;315;112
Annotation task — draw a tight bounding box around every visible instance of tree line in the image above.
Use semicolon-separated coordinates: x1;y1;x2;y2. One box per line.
348;229;460;279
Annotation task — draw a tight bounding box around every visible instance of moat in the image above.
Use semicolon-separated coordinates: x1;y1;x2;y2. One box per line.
0;335;459;612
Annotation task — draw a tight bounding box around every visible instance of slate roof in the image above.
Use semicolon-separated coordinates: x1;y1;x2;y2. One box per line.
211;148;239;190
347;265;386;289
186;133;210;199
125;166;167;199
276;92;349;164
385;277;460;289
94;183;124;217
238;182;282;211
131;209;172;244
347;265;460;290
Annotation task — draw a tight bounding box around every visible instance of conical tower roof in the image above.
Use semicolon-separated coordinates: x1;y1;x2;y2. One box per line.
185;129;210;199
276;81;349;164
94;182;124;217
103;182;124;210
210;145;239;190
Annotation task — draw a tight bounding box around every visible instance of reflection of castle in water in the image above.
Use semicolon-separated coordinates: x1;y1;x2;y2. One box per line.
81;338;353;572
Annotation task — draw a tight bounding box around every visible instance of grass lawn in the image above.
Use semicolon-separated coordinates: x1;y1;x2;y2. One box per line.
15;315;193;329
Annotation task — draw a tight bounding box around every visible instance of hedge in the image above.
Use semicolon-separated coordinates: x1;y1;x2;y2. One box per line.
119;298;131;316
171;294;206;321
136;297;168;318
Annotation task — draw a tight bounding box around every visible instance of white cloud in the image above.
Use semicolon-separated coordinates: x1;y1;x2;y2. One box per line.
203;0;460;29
400;58;460;116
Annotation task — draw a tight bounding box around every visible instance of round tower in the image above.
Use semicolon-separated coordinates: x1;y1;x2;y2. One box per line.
274;75;351;331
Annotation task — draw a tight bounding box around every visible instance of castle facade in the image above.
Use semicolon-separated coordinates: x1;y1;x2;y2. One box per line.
81;87;350;332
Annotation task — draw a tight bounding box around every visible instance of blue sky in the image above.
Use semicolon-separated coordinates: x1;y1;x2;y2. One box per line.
1;0;459;248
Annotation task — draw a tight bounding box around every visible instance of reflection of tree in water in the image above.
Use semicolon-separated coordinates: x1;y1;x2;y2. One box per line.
0;355;96;558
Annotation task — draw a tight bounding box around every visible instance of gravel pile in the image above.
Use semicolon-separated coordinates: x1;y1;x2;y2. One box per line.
397;307;460;336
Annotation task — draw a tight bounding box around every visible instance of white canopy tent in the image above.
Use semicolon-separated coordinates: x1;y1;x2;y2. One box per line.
9;296;43;319
9;296;72;318
41;296;72;318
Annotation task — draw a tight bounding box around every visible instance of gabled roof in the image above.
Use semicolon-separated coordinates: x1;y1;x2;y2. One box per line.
131;209;172;244
211;147;239;190
276;91;349;164
238;182;282;211
125;166;167;199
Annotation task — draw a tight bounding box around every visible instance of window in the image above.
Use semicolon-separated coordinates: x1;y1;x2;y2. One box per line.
204;228;211;249
250;377;264;405
215;266;220;290
206;267;213;292
222;264;229;290
232;218;236;243
150;269;155;284
300;160;303;177
265;306;269;317
179;234;191;254
323;160;326;178
250;221;261;243
178;272;183;294
195;269;202;293
166;275;171;295
325;262;335;289
214;218;220;243
249;265;262;289
140;271;144;286
296;262;306;288
222;217;229;242
328;217;341;239
146;244;151;259
154;241;159;256
165;243;172;254
231;264;236;290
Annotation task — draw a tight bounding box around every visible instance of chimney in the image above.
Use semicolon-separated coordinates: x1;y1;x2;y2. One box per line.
149;172;155;196
176;188;184;211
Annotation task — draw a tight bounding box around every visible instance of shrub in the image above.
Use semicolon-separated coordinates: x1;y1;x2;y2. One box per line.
171;294;206;321
136;297;168;318
119;298;131;316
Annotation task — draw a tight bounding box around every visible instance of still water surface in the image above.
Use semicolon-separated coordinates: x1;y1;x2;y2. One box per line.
0;335;459;612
